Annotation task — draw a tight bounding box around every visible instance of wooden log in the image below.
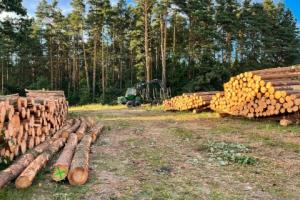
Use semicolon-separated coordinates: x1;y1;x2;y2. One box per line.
15;138;65;188
51;133;78;182
61;119;81;138
88;123;104;143
76;119;87;141
67;135;92;186
67;124;104;185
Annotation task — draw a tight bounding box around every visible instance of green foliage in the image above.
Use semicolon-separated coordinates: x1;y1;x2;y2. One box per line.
0;0;299;104
199;141;257;166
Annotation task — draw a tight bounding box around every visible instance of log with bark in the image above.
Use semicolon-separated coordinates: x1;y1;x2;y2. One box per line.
15;138;66;188
76;119;87;141
51;133;78;182
67;123;104;185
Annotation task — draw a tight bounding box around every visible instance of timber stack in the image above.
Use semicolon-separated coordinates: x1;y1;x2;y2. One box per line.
0;90;68;162
0;117;104;189
210;65;300;119
163;91;218;112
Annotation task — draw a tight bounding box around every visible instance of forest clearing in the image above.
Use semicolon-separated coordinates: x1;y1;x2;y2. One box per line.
1;106;300;199
1;0;300;199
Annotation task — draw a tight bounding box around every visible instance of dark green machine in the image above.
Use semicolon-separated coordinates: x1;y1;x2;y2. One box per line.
117;79;171;107
117;87;141;107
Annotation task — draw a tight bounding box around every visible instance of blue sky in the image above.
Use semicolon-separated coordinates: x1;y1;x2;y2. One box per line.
22;0;299;27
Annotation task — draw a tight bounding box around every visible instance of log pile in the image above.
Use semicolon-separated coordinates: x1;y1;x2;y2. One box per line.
0;117;104;189
210;65;300;118
0;90;68;162
0;120;73;188
163;91;218;111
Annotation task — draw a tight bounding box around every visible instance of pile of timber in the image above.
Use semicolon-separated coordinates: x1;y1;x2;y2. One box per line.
0;90;68;162
163;91;218;112
210;65;300;118
0;118;104;189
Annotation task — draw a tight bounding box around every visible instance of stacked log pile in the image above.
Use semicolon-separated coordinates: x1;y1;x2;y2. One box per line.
0;118;105;189
163;91;218;111
0;90;68;162
210;65;300;118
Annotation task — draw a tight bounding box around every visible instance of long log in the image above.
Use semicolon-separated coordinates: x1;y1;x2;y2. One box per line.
67;124;104;185
76;119;87;141
61;119;81;139
15;138;65;188
51;133;78;182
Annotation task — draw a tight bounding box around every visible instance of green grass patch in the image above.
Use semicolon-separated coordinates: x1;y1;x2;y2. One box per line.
198;141;257;166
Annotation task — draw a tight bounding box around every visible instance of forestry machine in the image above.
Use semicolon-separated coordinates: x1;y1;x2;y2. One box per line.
117;79;171;107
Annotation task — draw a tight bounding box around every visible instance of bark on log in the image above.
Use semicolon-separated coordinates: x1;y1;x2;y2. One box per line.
67;124;104;185
61;119;81;139
67;135;92;185
76;119;87;141
15;138;65;188
51;133;78;182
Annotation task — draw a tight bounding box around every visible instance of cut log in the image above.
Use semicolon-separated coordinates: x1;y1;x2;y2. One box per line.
88;123;104;143
68;124;104;185
67;135;92;186
61;119;81;138
15;138;65;188
51;133;78;182
76;119;87;141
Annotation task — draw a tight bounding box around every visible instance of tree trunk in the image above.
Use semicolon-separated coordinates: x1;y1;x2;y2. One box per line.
101;29;105;100
1;59;3;94
81;25;90;93
160;11;167;90
144;3;151;83
92;32;98;100
50;36;54;89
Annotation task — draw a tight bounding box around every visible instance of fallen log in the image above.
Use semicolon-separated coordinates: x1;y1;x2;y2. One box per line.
68;123;104;185
15;138;65;188
51;133;78;182
76;119;87;141
61;119;81;139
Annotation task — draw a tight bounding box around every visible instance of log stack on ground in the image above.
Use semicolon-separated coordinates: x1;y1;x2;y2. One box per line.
0;120;73;189
210;65;300;119
0;90;68;162
163;91;218;112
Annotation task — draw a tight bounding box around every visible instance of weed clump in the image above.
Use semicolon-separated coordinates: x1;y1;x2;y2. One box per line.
199;141;257;166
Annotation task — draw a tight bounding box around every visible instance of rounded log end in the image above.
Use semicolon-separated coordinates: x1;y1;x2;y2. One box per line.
52;165;68;182
15;176;31;189
68;168;88;185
